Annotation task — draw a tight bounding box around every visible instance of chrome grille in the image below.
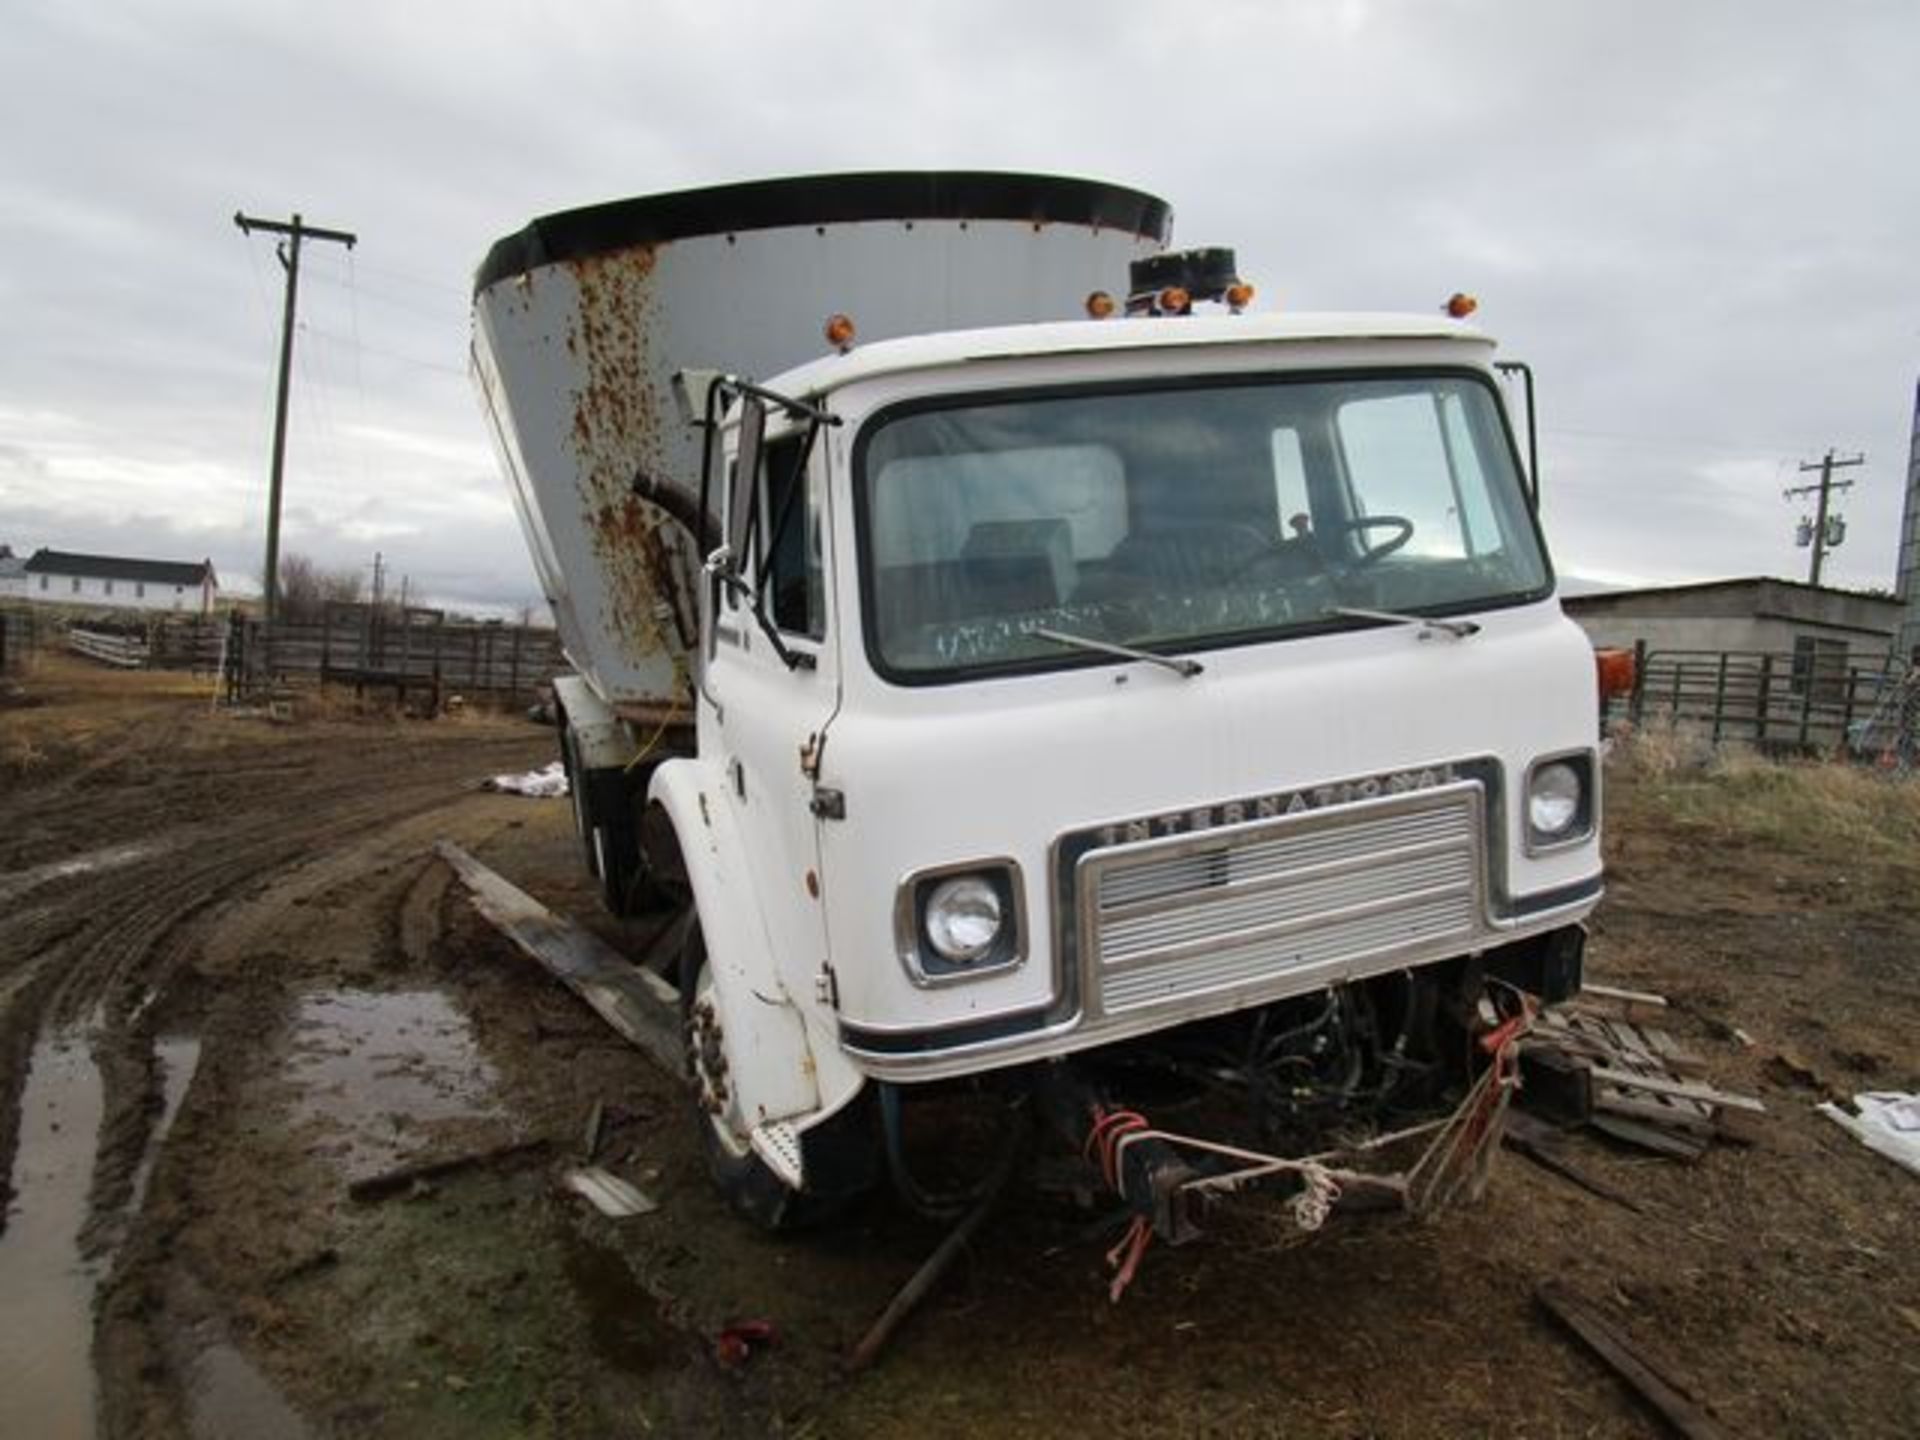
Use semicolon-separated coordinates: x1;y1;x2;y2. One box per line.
1080;784;1484;1015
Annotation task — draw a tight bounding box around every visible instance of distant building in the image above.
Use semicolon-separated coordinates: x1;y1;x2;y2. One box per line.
0;544;25;601
22;549;220;616
1564;576;1901;677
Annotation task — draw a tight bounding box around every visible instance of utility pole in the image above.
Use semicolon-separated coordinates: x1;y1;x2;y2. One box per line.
1784;449;1864;586
232;210;357;637
371;550;385;610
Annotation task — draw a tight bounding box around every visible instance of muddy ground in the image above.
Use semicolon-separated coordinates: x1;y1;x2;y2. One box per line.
2;655;1917;1438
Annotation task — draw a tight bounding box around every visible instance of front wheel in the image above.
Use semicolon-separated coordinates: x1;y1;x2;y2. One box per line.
680;925;876;1230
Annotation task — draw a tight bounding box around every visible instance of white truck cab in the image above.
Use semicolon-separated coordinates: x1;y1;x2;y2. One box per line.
473;174;1599;1233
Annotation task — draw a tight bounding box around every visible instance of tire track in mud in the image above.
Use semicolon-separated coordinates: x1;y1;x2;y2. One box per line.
0;729;549;1239
92;789;548;1439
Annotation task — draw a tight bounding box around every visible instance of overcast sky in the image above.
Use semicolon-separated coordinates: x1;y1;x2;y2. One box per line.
2;0;1914;614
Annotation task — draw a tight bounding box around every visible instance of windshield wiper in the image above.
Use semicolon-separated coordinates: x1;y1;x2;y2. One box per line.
1033;627;1204;678
1325;606;1481;641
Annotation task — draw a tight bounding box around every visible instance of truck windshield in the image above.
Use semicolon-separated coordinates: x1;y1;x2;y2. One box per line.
857;372;1549;679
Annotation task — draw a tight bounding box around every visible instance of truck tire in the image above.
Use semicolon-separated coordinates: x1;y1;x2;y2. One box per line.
680;924;871;1230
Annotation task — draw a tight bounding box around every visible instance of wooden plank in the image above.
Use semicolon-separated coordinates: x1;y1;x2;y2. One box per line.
348;1137;550;1202
1590;1113;1709;1160
1581;983;1669;1009
1535;1281;1730;1440
1640;1027;1708;1077
1593;1088;1717;1136
1540;1011;1709;1079
436;840;684;1077
1504;1113;1646;1214
1589;1065;1767;1115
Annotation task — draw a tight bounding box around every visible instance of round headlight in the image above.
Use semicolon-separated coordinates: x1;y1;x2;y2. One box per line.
924;876;1004;964
1528;761;1582;837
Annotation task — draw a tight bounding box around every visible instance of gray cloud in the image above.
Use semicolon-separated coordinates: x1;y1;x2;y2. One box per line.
1;0;1913;611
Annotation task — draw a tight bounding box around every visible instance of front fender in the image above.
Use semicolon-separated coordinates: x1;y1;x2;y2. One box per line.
647;757;823;1129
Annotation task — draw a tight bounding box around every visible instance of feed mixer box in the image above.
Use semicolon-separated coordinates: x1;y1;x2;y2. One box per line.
472;172;1172;717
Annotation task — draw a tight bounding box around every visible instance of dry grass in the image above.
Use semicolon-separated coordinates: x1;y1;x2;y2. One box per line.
0;728;47;778
1608;718;1920;872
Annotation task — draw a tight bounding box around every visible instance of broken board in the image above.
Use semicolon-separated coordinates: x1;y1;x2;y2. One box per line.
435;840;685;1078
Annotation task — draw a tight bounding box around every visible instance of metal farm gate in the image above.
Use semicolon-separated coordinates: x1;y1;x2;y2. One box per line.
1607;643;1912;757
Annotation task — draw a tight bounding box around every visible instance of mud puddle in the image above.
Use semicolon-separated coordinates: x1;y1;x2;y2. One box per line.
0;1033;105;1440
156;1271;315;1440
285;988;507;1177
1;1026;203;1438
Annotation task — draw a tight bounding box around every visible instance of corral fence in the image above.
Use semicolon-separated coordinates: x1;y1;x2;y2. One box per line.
224;604;564;709
1605;642;1917;760
42;603;563;711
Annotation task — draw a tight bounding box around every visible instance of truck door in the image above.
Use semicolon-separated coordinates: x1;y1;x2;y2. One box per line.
705;422;841;1008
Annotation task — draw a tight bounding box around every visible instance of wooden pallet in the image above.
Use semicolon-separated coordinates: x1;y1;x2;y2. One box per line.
1521;992;1763;1159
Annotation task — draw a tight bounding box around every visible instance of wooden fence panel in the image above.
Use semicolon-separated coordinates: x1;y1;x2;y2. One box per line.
230;607;564;706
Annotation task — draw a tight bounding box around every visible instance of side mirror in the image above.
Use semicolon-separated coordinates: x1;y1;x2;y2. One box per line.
725;394;766;575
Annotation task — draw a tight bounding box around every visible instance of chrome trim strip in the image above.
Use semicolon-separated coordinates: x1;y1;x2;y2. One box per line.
1077;780;1486;1025
1099;875;1478;975
1097;830;1468;928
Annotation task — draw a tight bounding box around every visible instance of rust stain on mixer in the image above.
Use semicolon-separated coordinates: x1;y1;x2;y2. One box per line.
563;245;698;702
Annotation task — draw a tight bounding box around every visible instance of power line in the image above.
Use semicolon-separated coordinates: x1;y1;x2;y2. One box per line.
232;210;358;642
300;326;465;376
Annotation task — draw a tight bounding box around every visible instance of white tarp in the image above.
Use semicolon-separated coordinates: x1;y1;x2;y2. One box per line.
1818;1091;1920;1178
483;760;569;798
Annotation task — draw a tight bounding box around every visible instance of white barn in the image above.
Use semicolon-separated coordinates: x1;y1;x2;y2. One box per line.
0;545;26;601
23;549;219;615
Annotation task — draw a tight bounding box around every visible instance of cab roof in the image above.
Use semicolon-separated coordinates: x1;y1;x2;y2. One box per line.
769;312;1496;400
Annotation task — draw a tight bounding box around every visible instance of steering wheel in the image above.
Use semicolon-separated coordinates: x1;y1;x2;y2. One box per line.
1223;513;1414;583
1323;514;1415;567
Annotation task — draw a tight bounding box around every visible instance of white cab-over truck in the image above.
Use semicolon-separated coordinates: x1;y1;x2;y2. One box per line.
472;173;1603;1234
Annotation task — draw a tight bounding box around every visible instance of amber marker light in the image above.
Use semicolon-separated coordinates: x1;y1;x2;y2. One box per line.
1085;290;1116;319
824;313;857;351
1225;281;1256;313
1445;292;1479;319
1595;647;1637;701
1158;285;1191;314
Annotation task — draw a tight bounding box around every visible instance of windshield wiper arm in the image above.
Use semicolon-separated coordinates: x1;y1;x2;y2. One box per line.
1033;627;1204;678
1325;606;1481;640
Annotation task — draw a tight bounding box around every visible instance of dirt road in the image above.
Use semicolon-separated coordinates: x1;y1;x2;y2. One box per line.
2;659;1915;1437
